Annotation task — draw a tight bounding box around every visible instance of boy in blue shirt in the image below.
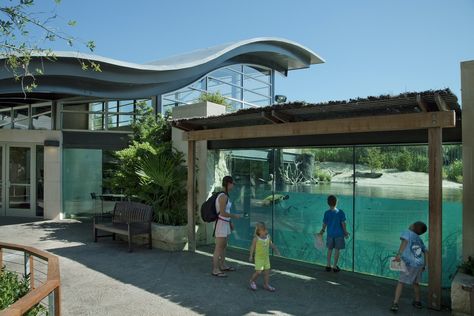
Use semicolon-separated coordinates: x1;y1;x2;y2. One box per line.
390;221;428;312
317;195;350;272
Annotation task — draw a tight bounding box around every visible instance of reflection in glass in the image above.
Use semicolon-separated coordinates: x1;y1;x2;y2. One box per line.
9;147;31;209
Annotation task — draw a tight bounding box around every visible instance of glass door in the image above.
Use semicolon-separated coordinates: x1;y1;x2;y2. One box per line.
5;145;36;217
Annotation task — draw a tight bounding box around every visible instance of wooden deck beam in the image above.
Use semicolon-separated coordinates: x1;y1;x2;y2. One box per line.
271;110;296;123
416;94;429;112
434;93;449;111
184;111;456;141
261;111;280;124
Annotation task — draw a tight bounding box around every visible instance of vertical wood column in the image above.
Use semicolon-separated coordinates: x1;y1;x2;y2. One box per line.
187;140;196;252
428;127;443;310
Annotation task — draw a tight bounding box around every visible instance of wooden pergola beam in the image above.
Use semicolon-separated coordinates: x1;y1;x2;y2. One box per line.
271;110;296;123
175;121;198;131
434;93;449;111
416;94;429;112
184;111;456;141
260;111;280;124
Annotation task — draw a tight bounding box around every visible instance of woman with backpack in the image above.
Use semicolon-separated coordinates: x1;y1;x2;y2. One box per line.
212;175;242;277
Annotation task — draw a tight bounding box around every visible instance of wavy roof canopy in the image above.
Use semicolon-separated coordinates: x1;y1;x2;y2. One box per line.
0;37;324;99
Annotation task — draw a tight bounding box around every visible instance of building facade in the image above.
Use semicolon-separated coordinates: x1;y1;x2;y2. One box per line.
0;38;323;219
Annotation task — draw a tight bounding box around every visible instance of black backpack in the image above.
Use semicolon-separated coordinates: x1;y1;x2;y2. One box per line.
201;191;226;222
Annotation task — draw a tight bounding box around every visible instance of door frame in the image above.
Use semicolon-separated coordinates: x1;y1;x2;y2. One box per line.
3;143;37;217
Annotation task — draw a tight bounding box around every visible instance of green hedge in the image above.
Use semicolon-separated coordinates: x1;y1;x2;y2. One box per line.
0;268;46;315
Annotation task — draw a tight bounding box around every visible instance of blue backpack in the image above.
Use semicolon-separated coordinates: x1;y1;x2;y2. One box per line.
200;191;226;222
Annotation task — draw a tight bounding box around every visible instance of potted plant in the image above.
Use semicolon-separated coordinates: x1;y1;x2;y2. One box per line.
134;144;188;251
109;103;188;251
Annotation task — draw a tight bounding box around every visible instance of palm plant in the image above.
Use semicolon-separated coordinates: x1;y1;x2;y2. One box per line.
136;144;187;226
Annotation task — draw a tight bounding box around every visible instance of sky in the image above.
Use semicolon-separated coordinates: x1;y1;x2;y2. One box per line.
30;0;474;104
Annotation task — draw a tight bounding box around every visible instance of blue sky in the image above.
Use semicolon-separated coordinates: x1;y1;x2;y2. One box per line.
35;0;474;104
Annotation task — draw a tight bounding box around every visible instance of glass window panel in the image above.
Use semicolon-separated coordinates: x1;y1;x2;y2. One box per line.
62;103;90;130
32;105;52;130
90;102;103;112
118;100;134;113
208;78;242;100
243;90;271;105
107;101;118;112
209;68;242;86
13;107;29;129
243;65;271;82
136;99;152;110
0;108;12;129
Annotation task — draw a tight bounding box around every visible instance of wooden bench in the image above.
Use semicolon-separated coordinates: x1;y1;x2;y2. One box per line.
93;201;153;252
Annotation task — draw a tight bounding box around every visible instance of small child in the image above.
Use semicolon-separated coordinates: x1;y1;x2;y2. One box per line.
249;222;280;291
317;195;349;272
390;221;428;312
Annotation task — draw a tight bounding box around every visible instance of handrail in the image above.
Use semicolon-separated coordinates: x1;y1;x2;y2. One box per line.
0;242;60;316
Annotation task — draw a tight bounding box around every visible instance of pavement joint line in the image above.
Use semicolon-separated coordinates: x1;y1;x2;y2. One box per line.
195;250;316;281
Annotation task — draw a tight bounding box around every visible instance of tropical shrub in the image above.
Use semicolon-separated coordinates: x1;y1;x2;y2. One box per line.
446;160;463;183
108;101;187;225
0;268;45;315
136;144;187;226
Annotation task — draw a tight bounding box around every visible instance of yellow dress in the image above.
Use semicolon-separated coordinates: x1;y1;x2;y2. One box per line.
255;235;271;271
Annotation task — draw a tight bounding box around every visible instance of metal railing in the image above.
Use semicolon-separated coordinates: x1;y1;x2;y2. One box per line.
0;242;60;316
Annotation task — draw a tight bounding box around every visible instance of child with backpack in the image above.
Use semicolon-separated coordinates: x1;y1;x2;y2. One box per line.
249;222;280;291
390;221;428;313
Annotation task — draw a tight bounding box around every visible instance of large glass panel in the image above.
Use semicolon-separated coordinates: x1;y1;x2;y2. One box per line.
354;146;429;283
89;102;104;130
272;147;354;269
442;144;463;285
9;147;31;209
62;149;102;218
214;149;273;250
62;104;89;130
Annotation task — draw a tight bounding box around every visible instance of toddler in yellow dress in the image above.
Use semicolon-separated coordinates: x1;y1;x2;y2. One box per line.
249;222;280;291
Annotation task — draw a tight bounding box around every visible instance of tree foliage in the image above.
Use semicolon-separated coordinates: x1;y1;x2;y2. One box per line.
0;0;98;92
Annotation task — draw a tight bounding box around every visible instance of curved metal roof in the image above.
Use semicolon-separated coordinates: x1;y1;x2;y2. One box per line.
0;37;324;99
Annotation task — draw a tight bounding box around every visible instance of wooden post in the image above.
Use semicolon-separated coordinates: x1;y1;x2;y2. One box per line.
428;127;443;310
29;256;35;290
187;140;196;252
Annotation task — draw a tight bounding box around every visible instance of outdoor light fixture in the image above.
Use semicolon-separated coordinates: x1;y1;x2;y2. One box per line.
275;95;287;104
44;140;60;147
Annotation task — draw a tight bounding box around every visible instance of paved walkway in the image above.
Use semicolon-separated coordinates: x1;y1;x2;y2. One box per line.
0;217;450;316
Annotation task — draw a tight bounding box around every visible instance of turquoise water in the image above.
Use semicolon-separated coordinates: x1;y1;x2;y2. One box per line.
229;183;462;287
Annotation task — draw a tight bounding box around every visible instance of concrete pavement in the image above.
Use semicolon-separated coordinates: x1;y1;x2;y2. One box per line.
0;217;451;316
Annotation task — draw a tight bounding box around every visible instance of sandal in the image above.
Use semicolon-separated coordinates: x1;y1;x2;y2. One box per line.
249;281;257;291
221;266;236;272
264;285;275;292
412;301;422;309
333;266;341;273
390;302;399;312
212;272;227;278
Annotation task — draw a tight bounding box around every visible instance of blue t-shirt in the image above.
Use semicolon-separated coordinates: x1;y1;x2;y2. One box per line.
323;208;346;238
400;230;427;267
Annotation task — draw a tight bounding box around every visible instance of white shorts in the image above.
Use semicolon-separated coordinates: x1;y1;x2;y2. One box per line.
215;219;231;238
